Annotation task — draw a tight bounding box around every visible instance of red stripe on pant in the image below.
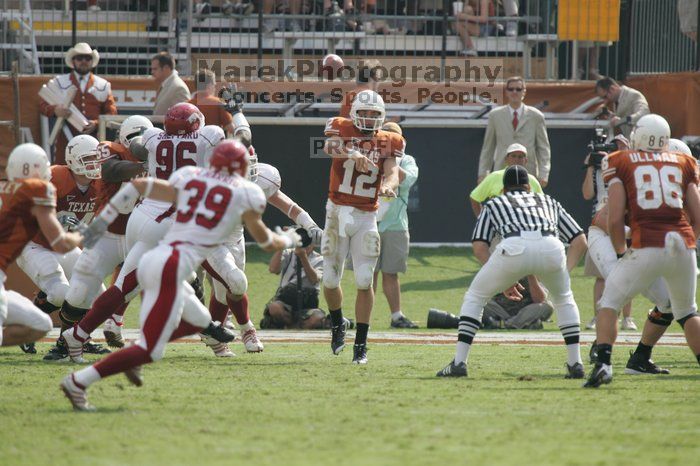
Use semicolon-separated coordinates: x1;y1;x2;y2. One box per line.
142;247;180;352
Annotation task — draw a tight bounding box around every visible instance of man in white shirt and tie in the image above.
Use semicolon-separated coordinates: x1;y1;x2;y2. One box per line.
477;76;551;187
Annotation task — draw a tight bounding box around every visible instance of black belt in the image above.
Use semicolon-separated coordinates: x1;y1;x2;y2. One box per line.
503;230;555;239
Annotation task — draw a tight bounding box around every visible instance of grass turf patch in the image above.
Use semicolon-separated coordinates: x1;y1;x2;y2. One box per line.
0;343;698;466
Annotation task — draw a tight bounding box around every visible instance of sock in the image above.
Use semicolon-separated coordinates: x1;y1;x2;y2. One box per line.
240;320;254;332
329;308;343;327
355;323;369;345
78;286;125;335
72;365;101;387
227;294;250;326
92;345;152;379
111;301;128;324
209;297;229;324
634;342;653;359
597;343;613;365
566;343;582;366
455;341;471;365
391;311;405;322
75;325;90;341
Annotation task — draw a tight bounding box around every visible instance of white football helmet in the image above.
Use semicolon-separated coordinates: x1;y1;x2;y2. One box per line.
119;115;153;149
668;138;692;156
630;114;670;152
65;134;101;179
6;143;51;181
350;90;386;131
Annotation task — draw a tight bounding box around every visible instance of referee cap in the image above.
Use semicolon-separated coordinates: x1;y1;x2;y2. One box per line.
503;165;530;189
506;143;527;156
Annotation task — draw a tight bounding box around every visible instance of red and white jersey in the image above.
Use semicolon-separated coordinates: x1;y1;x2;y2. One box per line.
140;125;225;218
602;149;698;249
162;166;266;264
33;165;97;249
324;117;404;211
0;178;56;272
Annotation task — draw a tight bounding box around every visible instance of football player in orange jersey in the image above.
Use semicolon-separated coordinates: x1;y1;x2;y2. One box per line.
57;116;150;356
0;144;83;348
585;114;700;388
321;90;401;364
16;135;105;357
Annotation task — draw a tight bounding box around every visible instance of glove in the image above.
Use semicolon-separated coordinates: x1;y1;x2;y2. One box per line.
58;215;81;232
275;226;302;249
307;225;323;247
219;84;244;115
81;216;109;249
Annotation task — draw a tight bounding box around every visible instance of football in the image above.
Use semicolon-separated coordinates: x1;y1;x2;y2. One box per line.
321;53;344;80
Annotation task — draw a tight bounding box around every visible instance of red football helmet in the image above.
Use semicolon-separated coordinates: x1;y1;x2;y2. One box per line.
164;102;204;135
210;140;249;177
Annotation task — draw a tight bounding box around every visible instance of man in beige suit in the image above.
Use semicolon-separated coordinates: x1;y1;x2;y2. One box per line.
478;77;551;187
595;77;650;139
151;52;191;116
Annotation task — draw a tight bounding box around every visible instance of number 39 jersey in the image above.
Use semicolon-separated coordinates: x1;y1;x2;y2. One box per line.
140;125;225;217
324;117;404;212
162;166;267;258
602;149;698;249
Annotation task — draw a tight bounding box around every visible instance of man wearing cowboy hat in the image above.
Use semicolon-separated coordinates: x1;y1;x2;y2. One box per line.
39;42;117;165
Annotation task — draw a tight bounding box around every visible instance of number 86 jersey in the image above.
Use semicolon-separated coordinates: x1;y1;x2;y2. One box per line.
162;166;266;256
602;149;699;249
324;117;404;212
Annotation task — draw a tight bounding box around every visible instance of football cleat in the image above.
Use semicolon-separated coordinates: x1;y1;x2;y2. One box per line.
620;317;638;331
589;341;598;364
352;343;368;364
585;317;597;330
241;327;264;353
103;318;125;348
391;316;419;329
331;324;346;355
201;334;236;357
18;342;37;354
436;359;468;377
61;328;87;364
43;341;69;362
624;351;670;375
82;341;111;355
583;362;613;388
124;365;144;387
565;362;585;379
200;322;236;343
60;374;95;412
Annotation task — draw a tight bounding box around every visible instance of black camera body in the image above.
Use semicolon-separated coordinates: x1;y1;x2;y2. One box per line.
587;128;617;168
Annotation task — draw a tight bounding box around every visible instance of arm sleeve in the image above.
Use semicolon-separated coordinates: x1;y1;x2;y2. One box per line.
535;114;551;181
471;205;495;244
556;201;584;244
478;114;497;177
101;158;145;183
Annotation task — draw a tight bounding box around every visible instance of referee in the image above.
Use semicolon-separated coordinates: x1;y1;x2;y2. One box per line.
437;165;588;379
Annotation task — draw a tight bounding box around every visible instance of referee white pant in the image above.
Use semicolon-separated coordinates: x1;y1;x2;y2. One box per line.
459;233;581;352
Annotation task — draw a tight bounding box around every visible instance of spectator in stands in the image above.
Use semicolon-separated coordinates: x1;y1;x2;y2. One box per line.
339;58;383;118
594;76;650;139
262;242;326;329
39;42;117;165
374;122;420;328
189;69;234;135
501;0;519;36
151;52;191;116
478;76;551;187
407;0;445;35
482;277;553;329
323;0;357;32
453;0;496;56
678;0;697;41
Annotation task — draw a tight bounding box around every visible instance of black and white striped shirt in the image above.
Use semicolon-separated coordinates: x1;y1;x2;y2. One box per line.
472;190;584;245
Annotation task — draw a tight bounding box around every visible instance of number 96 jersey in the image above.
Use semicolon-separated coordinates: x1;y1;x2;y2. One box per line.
324;117;404;212
162;166;266;259
602;149;699;249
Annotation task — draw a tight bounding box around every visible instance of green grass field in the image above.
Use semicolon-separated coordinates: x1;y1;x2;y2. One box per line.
1;247;699;466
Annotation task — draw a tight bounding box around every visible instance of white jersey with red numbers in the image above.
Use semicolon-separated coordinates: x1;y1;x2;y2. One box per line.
162;166;266;268
139;125;225;218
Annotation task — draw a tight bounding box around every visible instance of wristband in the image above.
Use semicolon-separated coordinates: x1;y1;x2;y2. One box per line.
49;233;65;248
286;203;298;218
257;229;273;248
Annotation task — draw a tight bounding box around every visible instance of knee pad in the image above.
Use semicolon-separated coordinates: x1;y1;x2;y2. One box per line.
322;266;341;289
354;263;375;290
59;302;88;326
224;268;248;296
44;277;69;307
65;280;92;309
361;231;381;258
677;312;700;328
648;307;674;327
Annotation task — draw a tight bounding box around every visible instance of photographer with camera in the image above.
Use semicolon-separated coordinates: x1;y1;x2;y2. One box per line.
595;77;650;138
582;132;638;331
262;228;328;330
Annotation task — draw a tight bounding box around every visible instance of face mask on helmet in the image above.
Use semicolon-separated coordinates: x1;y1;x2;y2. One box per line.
248;146;259;182
350;91;386;132
6;143;51;181
66;135;102;179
